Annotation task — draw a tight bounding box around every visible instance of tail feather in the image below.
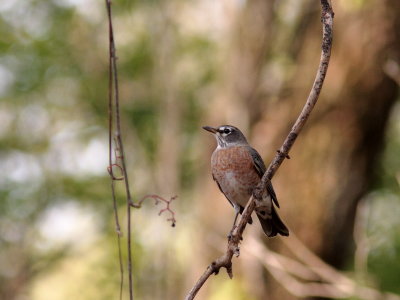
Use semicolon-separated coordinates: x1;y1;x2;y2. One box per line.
257;206;289;237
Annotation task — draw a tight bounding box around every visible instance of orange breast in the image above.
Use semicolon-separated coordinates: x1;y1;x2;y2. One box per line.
211;146;260;208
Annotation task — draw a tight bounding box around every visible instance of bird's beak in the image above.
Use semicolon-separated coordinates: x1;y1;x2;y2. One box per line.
202;126;218;134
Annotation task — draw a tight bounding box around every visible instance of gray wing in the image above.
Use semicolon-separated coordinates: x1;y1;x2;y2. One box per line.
249;147;280;208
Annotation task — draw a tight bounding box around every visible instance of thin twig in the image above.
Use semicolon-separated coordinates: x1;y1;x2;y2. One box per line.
184;1;334;299
110;180;124;300
105;0;134;299
106;1;124;299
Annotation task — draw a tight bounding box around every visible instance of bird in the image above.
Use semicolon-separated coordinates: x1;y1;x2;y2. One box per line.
203;125;289;237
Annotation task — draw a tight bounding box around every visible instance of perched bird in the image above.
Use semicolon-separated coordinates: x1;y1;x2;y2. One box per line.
203;125;289;237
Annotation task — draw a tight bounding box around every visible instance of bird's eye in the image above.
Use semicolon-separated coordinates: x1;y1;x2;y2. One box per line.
223;128;231;134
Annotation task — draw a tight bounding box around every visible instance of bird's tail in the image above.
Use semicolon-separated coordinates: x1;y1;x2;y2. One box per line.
257;206;289;237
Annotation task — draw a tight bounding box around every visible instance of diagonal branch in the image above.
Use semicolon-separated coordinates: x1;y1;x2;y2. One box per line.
184;1;334;299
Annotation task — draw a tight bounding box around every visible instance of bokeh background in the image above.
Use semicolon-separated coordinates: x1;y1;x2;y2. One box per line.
1;0;400;299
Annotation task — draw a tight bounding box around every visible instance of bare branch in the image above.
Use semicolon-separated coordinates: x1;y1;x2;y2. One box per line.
105;0;134;298
106;0;124;299
185;1;334;299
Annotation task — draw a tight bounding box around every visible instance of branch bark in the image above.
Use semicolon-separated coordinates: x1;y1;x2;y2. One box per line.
184;1;333;299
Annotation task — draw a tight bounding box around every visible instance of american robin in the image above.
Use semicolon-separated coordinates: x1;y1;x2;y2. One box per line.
203;125;289;237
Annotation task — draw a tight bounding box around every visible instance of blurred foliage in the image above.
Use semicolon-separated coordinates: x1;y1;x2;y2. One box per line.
366;104;400;295
125;101;159;163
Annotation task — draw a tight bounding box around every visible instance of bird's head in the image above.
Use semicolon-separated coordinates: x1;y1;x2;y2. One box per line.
202;125;248;148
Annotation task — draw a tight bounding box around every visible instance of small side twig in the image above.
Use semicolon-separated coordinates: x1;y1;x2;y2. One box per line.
185;1;334;300
131;195;177;227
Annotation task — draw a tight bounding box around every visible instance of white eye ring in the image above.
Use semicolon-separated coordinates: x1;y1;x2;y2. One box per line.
219;127;231;135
